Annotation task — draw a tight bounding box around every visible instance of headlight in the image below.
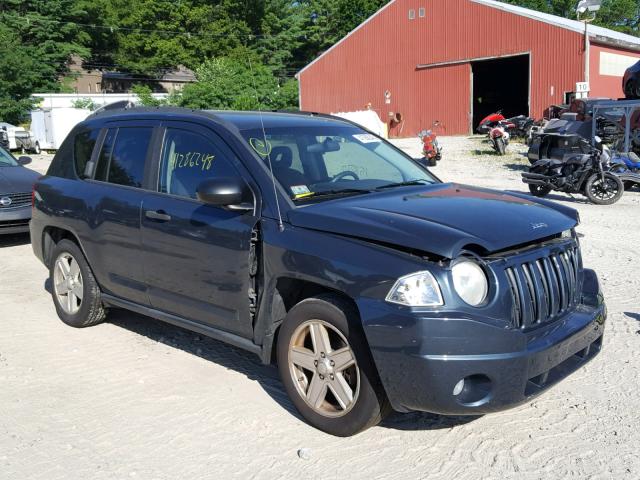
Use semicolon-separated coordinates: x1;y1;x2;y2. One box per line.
561;229;572;239
386;271;443;307
451;259;488;306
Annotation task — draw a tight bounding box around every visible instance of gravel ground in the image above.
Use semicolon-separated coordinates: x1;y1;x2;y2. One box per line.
1;138;639;480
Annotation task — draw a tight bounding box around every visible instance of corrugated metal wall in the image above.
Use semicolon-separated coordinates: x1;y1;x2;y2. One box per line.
590;44;640;98
299;0;587;136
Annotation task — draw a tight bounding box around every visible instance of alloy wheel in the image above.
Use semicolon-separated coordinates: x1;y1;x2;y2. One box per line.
53;253;84;315
288;320;360;418
589;177;619;201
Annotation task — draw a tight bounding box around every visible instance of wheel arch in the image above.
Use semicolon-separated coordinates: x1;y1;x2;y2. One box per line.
42;226;88;269
257;276;364;365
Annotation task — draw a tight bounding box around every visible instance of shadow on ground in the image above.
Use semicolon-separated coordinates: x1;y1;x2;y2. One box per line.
101;308;477;432
0;232;30;248
504;162;530;172
505;189;588;204
624;312;640;335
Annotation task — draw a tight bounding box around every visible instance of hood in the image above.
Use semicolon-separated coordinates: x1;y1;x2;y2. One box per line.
288;184;578;259
0;166;41;195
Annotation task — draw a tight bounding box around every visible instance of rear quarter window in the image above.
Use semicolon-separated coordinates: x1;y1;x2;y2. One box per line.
73;129;100;178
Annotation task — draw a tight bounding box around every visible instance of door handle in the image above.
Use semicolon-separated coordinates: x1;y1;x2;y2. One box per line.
145;210;172;222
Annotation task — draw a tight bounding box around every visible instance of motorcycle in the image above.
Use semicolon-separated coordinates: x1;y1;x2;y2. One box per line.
477;111;534;138
418;125;443;167
609;151;640;190
522;137;625;205
489;122;510;155
477;111;506;134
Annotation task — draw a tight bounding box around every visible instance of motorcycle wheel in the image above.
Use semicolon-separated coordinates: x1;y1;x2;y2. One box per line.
496;138;506;155
529;184;551;197
427;157;437;167
584;173;624;205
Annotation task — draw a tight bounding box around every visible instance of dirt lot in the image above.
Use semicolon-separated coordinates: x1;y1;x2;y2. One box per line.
1;138;639;480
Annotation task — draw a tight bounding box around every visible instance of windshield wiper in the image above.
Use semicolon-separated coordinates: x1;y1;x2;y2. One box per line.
375;179;432;191
294;188;372;201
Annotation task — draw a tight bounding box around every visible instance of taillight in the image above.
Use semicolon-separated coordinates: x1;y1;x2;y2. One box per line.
32;177;43;208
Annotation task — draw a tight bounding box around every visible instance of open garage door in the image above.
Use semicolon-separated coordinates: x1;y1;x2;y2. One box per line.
472;54;530;131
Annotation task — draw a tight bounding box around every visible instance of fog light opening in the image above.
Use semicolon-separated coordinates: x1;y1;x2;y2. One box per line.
453;374;492;406
453;379;465;396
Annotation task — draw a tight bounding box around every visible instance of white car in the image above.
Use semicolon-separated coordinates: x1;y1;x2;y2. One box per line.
0;122;41;154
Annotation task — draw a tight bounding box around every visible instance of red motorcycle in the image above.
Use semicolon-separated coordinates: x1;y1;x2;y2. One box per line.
489;123;510;155
477;111;506;134
418;121;443;167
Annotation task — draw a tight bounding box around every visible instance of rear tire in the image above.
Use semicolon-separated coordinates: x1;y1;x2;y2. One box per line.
529;184;551;197
584;173;624;205
50;239;107;328
277;295;389;436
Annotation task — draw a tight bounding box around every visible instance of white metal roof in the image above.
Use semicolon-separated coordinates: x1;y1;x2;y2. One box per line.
472;0;640;49
298;0;640;76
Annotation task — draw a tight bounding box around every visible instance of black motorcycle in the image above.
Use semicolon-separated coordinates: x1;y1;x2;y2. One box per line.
508;115;535;138
522;137;624;205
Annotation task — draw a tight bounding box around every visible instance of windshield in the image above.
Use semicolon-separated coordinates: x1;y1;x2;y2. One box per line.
0;147;18;167
241;125;438;202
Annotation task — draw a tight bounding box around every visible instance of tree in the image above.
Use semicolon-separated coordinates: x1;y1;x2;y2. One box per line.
503;0;639;34
177;48;298;111
0;0;90;122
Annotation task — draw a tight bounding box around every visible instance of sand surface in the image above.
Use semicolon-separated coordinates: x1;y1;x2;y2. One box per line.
1;137;638;479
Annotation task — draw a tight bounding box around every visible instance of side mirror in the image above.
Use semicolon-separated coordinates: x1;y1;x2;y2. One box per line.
196;177;252;211
18;156;32;165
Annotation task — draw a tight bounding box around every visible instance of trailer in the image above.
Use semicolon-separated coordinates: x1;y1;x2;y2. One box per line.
30;108;91;151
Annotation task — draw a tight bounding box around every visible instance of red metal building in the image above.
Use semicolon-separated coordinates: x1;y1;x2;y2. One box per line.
297;0;640;136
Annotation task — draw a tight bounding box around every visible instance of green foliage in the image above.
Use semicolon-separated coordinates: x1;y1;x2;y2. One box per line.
0;0;90;123
502;0;640;32
70;97;97;110
177;48;298;111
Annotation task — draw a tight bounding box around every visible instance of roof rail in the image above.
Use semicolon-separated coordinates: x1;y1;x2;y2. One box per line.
90;100;137;117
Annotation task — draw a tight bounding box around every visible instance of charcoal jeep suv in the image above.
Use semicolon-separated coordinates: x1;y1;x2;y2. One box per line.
31;108;606;436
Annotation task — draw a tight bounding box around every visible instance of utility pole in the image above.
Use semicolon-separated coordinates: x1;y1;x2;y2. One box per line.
576;0;601;95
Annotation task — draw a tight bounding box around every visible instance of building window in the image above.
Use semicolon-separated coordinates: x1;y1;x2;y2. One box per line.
408;9;415;20
419;7;426;17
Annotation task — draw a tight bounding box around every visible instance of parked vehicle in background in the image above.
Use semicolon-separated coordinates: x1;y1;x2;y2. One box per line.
0;122;41;153
477;111;534;140
418;124;442;167
623;60;640;99
0;127;8;150
30;108;91;151
0;146;40;234
477;111;506;134
489;123;510;155
609;151;640;190
523;136;624;205
31;107;606;436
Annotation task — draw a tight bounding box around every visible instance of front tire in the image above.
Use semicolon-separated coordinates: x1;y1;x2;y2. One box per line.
50;239;107;328
529;184;551;197
584;173;624;205
33;142;41;154
277;295;389;436
496;137;506;155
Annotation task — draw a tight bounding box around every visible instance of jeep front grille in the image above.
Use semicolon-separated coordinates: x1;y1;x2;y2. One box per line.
504;244;581;329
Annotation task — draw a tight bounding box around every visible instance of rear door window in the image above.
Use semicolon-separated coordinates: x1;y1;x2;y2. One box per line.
95;127;153;188
158;128;244;200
